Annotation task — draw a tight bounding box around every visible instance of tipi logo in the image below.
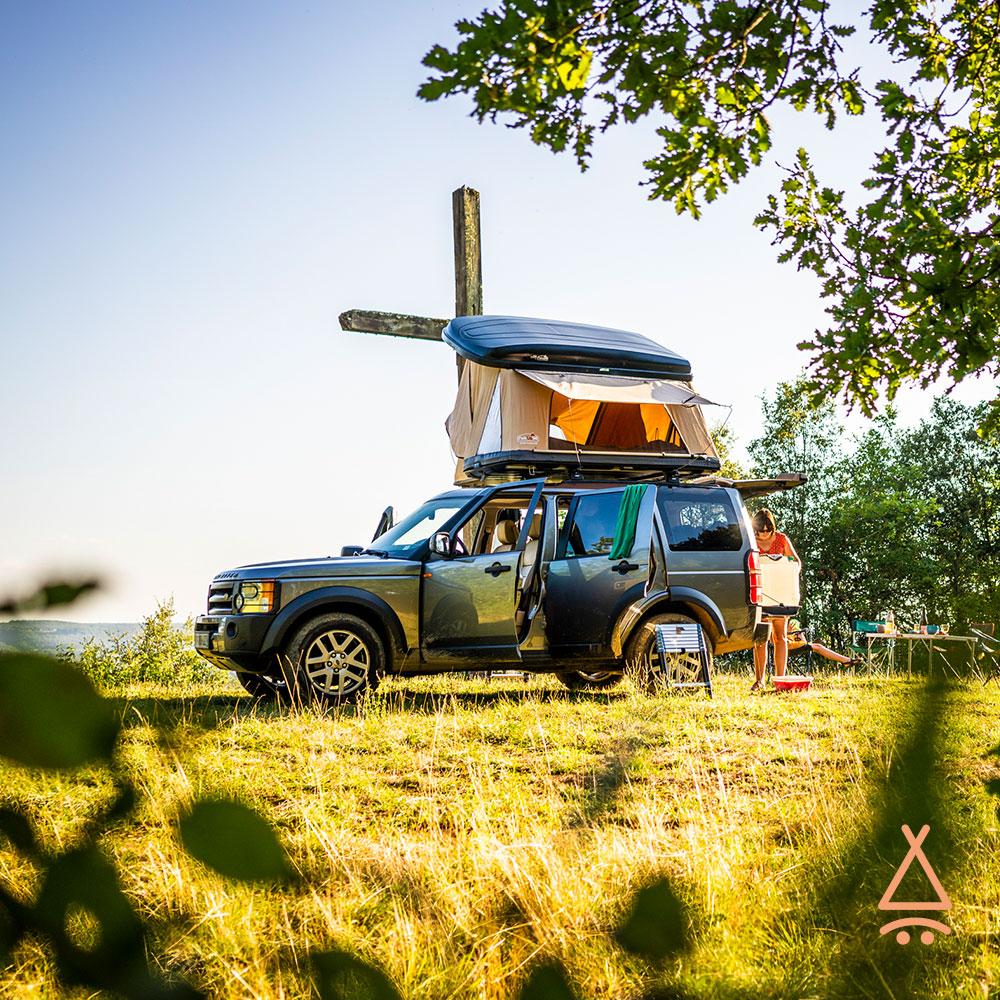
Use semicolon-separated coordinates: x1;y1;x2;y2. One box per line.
878;824;952;945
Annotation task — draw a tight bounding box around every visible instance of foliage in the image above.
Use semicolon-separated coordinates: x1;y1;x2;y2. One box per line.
748;382;1000;641
73;597;214;687
1;583;696;997
421;1;1000;421
709;419;748;479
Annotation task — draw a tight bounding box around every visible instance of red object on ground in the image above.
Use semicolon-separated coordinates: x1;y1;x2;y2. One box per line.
773;674;812;692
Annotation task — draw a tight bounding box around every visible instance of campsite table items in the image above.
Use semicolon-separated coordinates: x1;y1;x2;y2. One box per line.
856;631;979;677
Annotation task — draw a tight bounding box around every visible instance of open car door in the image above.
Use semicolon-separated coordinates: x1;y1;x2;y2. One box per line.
421;480;545;665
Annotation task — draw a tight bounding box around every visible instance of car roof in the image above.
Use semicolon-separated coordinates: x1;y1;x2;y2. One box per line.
442;315;692;379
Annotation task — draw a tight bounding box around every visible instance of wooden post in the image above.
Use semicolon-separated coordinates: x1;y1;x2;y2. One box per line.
453;186;483;317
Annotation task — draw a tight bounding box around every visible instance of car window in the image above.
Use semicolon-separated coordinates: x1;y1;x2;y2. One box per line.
659;489;743;551
371;496;471;556
560;491;622;558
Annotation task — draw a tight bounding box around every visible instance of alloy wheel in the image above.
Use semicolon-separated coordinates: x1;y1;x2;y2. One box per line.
303;628;371;698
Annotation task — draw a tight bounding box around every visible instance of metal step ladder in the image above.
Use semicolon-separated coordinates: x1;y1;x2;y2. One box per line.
654;622;713;697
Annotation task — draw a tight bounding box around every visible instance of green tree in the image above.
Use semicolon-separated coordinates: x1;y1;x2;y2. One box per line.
421;2;1000;422
747;381;843;633
816;411;938;639
898;397;1000;629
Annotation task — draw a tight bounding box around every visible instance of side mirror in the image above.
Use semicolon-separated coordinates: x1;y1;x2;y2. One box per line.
429;531;451;557
372;505;394;541
341;545;364;557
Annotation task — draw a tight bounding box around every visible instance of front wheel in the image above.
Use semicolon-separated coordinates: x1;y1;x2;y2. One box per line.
625;613;713;692
281;613;384;705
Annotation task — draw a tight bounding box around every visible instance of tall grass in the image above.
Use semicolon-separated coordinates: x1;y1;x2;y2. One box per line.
2;671;997;997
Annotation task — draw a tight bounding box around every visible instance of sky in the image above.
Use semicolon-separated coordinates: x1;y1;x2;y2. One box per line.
2;1;994;623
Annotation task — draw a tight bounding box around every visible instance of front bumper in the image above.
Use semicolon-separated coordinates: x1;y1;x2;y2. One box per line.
194;614;273;672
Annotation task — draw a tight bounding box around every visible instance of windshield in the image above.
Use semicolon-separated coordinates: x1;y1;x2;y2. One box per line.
369;496;472;558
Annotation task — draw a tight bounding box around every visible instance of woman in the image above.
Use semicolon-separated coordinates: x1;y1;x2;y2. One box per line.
787;619;863;666
751;508;799;691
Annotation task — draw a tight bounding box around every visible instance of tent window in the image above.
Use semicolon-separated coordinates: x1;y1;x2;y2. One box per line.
548;393;684;452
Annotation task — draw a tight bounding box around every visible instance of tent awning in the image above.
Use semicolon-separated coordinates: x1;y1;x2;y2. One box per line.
517;370;719;407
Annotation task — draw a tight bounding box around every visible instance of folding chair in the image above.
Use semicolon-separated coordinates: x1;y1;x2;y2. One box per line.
970;626;1000;685
850;619;894;676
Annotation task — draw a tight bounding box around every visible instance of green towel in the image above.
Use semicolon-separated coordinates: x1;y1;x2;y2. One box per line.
609;484;646;560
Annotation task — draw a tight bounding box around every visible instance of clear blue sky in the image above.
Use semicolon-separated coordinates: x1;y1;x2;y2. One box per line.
1;2;992;622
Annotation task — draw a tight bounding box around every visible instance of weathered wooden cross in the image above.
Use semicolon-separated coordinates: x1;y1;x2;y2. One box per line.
339;186;482;370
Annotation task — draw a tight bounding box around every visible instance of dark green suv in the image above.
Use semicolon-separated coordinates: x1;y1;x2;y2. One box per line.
194;476;795;702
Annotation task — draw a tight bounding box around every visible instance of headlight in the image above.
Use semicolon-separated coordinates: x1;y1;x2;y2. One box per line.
234;580;276;614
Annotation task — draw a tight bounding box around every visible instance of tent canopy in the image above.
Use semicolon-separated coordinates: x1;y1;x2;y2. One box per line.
443;316;723;484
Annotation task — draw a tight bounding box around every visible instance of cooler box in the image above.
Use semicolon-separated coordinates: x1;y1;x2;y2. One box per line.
759;554;800;616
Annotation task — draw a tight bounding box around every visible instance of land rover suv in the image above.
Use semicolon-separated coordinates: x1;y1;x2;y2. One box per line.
194;475;800;702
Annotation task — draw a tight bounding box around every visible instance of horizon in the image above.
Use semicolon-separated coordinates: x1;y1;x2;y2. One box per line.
2;1;993;623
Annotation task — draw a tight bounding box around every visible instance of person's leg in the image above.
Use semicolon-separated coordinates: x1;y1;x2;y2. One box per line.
752;620;771;689
811;643;854;665
772;616;789;676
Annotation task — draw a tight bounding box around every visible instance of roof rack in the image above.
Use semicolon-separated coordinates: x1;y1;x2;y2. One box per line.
458;450;721;487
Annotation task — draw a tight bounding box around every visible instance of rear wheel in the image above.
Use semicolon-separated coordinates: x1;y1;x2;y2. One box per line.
557;670;623;691
281;613;384;705
625;613;713;692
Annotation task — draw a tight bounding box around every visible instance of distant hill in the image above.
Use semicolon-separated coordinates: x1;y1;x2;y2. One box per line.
0;620;141;655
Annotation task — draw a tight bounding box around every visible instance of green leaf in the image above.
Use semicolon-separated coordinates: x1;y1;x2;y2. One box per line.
0;654;119;769
179;798;291;883
518;960;579;1000
0;806;37;855
33;847;201;998
0;579;99;615
614;876;690;960
312;948;403;1000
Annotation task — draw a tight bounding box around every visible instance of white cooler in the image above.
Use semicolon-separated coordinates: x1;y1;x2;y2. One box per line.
759;554;800;616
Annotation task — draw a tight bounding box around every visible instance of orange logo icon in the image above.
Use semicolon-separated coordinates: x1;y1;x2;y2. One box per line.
878;824;952;945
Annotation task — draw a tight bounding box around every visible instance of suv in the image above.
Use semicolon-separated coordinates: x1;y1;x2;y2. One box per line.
194;476;795;702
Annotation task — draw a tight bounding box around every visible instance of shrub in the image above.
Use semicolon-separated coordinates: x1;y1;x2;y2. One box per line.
71;598;215;687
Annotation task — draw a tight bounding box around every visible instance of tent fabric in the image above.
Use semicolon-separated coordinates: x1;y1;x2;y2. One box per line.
499;369;549;450
446;365;720;467
446;361;499;457
518;370;716;407
609;485;646;560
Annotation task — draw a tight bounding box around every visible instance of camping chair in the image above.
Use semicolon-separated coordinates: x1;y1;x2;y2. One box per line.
850;618;895;676
765;622;815;680
970;625;1000;685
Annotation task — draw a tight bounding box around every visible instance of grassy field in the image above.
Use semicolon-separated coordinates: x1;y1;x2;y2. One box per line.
2;669;998;998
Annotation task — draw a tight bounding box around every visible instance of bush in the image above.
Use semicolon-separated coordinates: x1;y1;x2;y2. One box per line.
71;598;216;687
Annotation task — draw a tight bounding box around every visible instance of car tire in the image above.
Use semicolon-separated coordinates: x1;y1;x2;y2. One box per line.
556;670;623;691
281;612;384;705
625;612;713;692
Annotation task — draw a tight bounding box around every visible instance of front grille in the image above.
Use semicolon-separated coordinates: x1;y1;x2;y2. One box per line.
207;580;236;614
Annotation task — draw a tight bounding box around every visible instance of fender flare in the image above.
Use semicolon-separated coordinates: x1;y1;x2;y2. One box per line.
261;587;407;660
611;587;728;658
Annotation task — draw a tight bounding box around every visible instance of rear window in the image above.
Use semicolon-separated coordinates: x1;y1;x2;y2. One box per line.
559;491;622;558
659;488;743;552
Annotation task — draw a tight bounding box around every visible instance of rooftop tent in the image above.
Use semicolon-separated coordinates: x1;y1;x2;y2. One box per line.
444;316;722;482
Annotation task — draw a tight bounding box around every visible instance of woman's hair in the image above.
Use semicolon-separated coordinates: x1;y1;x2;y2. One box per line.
752;508;777;533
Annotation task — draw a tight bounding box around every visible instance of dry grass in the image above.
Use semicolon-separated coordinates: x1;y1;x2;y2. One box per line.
2;671;998;998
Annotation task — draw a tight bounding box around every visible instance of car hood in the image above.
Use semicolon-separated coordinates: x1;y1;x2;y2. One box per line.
213;556;420;581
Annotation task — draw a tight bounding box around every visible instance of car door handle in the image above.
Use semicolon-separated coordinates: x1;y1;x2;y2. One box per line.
485;562;511;576
613;560;640;574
